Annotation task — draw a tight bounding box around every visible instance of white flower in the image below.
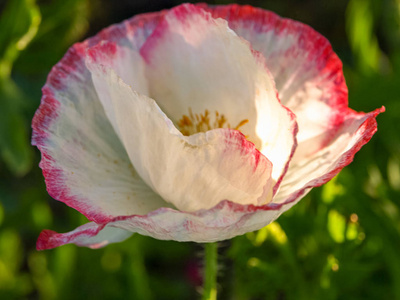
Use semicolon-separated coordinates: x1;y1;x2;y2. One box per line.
32;4;383;249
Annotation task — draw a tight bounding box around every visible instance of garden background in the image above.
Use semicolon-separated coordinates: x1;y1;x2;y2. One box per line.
0;0;398;299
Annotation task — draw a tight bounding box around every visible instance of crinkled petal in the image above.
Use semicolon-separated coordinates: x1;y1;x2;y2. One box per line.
201;4;384;199
87;41;149;96
32;43;171;224
37;223;133;250
86;10;166;52
37;199;302;249
86;61;274;212
201;4;352;162
140;4;260;142
139;4;297;184
274;107;384;204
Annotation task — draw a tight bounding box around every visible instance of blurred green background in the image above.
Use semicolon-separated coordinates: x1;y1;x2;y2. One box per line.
0;0;397;299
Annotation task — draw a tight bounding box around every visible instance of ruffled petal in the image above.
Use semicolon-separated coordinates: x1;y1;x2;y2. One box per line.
202;4;351;161
86;61;274;212
87;41;149;96
37;223;133;250
86;10;166;52
139;4;297;185
140;4;260;138
37;198;303;249
273;107;384;204
32;43;171;224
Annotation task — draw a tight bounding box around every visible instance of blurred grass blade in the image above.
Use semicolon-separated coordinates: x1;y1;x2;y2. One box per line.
14;0;90;74
0;0;41;79
0;0;40;176
0;79;33;176
346;0;381;74
382;0;400;57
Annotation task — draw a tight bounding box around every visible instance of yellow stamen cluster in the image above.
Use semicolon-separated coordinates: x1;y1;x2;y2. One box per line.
177;108;248;136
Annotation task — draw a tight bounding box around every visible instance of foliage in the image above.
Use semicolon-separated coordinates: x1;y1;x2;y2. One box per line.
0;0;397;299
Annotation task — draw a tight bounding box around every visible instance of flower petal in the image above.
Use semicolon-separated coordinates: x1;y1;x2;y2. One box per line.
86;9;166;52
32;43;171;224
140;4;260;138
37;223;133;250
37;199;304;249
273;107;384;204
86;61;274;212
87;40;149;96
202;4;351;161
139;4;297;185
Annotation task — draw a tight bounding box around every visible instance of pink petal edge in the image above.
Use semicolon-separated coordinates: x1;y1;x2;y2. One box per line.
37;226;104;250
32;11;166;224
36;106;383;250
202;3;350;160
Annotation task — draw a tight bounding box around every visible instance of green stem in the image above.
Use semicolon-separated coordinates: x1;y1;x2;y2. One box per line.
130;237;152;300
202;242;218;300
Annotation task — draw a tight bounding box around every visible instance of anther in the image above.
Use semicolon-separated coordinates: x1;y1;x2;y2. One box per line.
177;108;248;136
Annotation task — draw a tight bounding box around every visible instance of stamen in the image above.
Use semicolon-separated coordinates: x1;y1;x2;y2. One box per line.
234;119;249;131
177;108;249;136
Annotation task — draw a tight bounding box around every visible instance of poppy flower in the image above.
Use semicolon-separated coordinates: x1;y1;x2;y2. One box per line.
33;3;383;250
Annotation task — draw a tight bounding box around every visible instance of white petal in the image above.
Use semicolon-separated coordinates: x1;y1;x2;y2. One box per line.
37;223;133;250
195;4;384;204
140;4;260;145
204;4;349;162
32;43;171;224
86;41;149;96
274;108;383;203
254;69;298;186
139;4;297;185
86;61;274;212
37;199;302;248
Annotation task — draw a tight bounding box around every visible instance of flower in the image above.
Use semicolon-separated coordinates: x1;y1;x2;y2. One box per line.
33;3;383;250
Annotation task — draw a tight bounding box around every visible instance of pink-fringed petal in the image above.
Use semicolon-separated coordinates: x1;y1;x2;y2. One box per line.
37;198;309;249
86;61;274;212
200;4;384;201
273;107;384;204
87;41;149;96
140;6;270;145
37;223;133;250
201;4;351;161
32;42;171;224
140;3;258;129
139;4;297;185
86;10;166;52
253;68;298;188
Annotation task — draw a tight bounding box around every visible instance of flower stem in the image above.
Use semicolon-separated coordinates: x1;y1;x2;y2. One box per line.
202;242;218;300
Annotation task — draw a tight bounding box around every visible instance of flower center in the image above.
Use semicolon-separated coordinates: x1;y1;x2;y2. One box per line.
177;108;248;136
